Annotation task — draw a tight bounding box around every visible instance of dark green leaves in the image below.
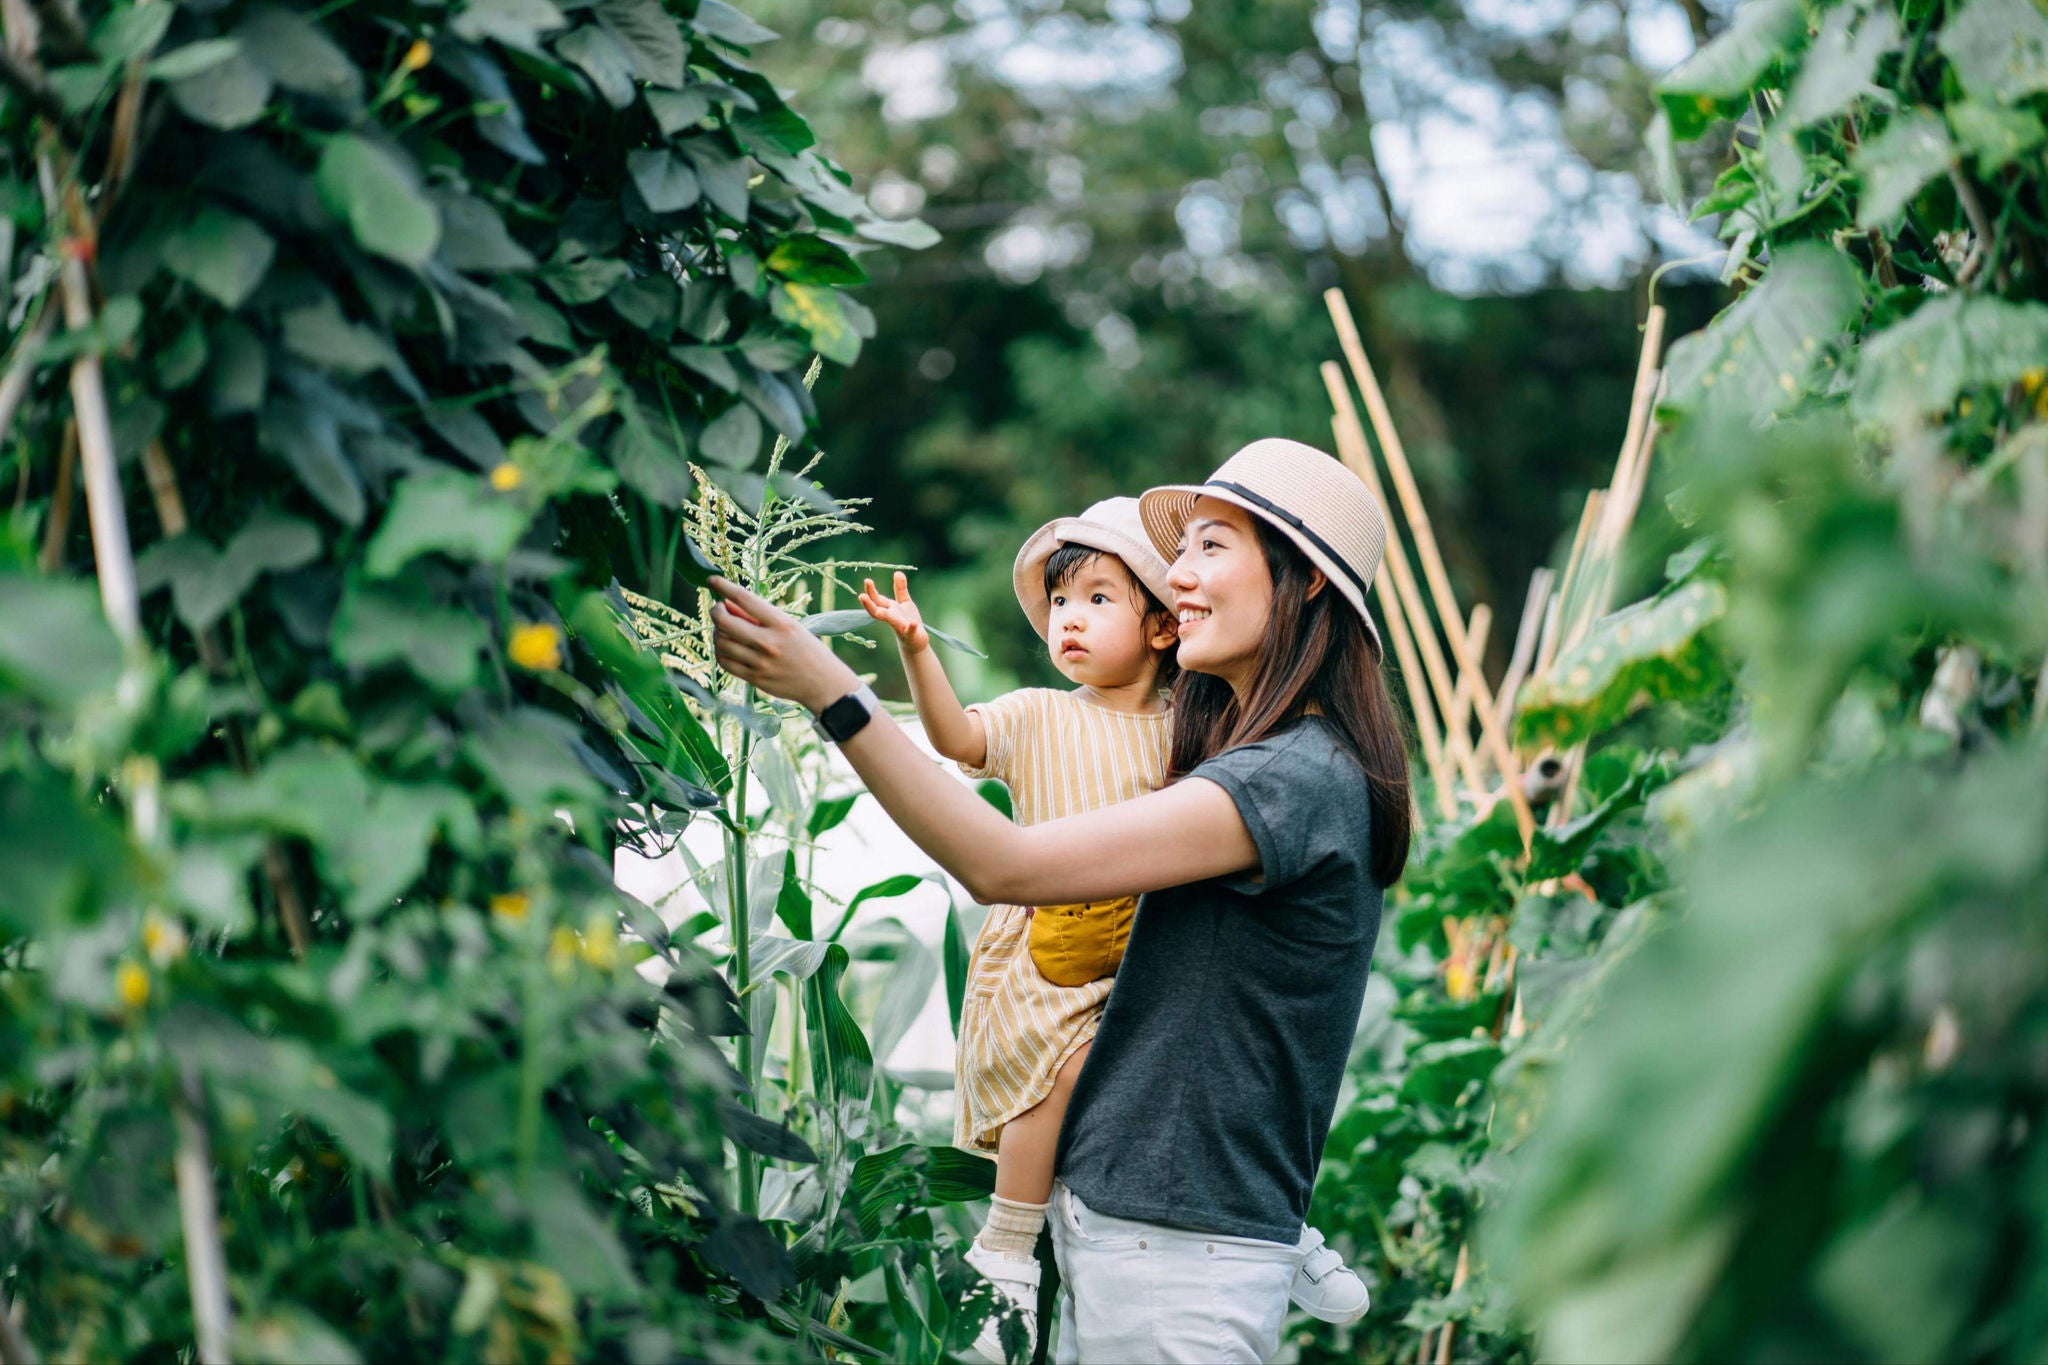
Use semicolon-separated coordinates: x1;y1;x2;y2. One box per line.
331;584;488;692
1661;244;1862;422
365;472;532;577
316;135;441;269
1516;581;1728;751
692;0;778;48
1852;110;1955;227
556;25;638;108
1658;0;1804;139
135;512;321;631
627;150;701;213
161;206;276;308
1939;0;2048;106
596;0;686;87
1852;295;2048;426
0;575;123;706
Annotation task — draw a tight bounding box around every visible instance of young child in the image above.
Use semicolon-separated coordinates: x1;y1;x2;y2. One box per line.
860;498;1369;1360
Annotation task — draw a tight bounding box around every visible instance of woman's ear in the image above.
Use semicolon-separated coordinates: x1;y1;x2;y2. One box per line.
1305;567;1328;601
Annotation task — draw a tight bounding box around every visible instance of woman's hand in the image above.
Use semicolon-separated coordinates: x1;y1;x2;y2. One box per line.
859;571;930;654
710;577;862;714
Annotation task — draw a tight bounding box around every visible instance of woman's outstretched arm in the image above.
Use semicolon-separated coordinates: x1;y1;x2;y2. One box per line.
709;576;1257;905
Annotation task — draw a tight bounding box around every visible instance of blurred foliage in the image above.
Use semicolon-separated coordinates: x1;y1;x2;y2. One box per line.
746;0;1730;687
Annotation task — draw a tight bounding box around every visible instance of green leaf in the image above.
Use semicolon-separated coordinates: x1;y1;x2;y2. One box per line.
450;0;568;51
1516;581;1729;751
1661;243;1862;423
716;1098;819;1163
1947;100;2047;172
672;343;739;391
0;575;123;707
1939;0;2048;106
595;0;685;87
681;143;751;220
315;134;442;269
806;792;859;839
769;283;858;365
1400;1037;1501;1106
539;245;630;304
433;191;536;272
148;38;243;82
466;708;607;810
135;511;320;630
1782;4;1897;128
849;1143;994;1240
365;471;531;577
699;401;762;467
237;3;361;104
691;0;778;47
804;942;873;1104
924;623;986;659
1852;295;2048;426
627;149;700;213
1657;0;1804;140
853;216;941;250
772;853;813;939
94;3;174;64
280;297;398;375
765;236;867;286
331;583;487;692
943;901;968;1038
608;404;693;504
208;319;267;416
259;397;365;526
827;873;923;943
647;86;713;135
1852;109;1955;227
555;24;638;108
168;48;272;129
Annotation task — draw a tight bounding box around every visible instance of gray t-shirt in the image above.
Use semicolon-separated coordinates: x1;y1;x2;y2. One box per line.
1054;718;1384;1243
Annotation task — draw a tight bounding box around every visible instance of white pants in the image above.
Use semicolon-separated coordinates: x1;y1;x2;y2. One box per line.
1047;1181;1299;1364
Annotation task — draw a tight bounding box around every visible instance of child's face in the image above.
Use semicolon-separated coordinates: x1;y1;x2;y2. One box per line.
1045;555;1169;689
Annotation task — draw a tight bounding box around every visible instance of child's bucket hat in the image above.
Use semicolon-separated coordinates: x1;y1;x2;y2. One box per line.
1013;496;1176;641
1138;438;1388;653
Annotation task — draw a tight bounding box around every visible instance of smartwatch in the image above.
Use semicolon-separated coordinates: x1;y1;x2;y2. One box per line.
811;682;880;744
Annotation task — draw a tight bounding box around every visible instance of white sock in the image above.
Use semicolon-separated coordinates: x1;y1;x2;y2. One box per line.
975;1195;1048;1261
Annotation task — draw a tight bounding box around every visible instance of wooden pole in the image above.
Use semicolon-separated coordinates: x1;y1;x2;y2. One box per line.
1323;364;1486;796
1331;414;1457;819
1324;295;1532;837
1494;568;1553;737
1442;604;1492;779
1434;1241;1473;1365
1545;489;1605;670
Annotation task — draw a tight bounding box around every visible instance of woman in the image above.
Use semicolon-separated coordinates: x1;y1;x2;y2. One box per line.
710;438;1411;1363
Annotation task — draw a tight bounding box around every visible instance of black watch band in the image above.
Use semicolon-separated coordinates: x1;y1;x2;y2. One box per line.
812;683;879;744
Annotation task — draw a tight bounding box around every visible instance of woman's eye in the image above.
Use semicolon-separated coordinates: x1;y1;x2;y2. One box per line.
1201;538;1219;551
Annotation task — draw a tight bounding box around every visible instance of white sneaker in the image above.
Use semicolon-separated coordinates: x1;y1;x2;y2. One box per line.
1291;1225;1370;1324
963;1240;1041;1363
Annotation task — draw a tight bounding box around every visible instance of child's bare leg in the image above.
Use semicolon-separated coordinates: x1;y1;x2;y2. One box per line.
994;1042;1091;1204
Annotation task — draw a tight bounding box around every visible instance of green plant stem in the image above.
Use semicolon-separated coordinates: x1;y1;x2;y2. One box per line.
726;687;760;1216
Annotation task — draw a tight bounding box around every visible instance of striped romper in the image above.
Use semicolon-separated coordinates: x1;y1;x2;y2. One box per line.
954;687;1172;1153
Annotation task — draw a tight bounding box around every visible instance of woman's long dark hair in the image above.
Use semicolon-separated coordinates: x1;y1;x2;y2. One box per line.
1167;516;1413;885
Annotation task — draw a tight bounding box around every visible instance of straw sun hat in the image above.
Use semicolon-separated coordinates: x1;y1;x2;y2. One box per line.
1013;496;1176;641
1138;438;1389;653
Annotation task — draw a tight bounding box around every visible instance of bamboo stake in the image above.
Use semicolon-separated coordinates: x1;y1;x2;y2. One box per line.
0;305;55;449
173;1066;232;1365
1324;296;1531;835
1434;1241;1472;1365
1543;489;1604;673
0;1292;38;1365
1332;413;1456;819
35;419;74;572
1323;364;1486;796
1442;604;1492;780
1494;568;1553;737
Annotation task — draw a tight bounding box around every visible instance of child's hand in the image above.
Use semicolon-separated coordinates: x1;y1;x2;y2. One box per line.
860;572;930;654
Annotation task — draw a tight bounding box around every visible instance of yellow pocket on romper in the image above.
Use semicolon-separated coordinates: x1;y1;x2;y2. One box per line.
1028;896;1138;987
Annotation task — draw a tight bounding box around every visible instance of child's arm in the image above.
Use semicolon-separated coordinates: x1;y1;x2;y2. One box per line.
859;572;988;768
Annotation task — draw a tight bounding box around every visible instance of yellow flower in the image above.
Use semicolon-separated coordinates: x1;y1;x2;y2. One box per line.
2022;367;2046;395
581;912;618;971
489;462;523;491
509;622;564;672
401;38;432;72
490;892;530;922
116;961;150;1010
142;911;188;966
1444;958;1476;1003
548;925;582;974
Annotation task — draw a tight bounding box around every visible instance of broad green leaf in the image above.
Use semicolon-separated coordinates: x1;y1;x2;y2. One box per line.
280;297;397;375
772;852;813;939
1852;294;2048;426
766;235;867;286
555;24;637;108
1400;1037;1501;1107
526;1173;635;1295
495;277;572;349
827;873;923;943
1516;581;1729;751
1657;0;1804;140
450;0;567;50
0;575;123;707
608;405;693;504
700;401;762;467
673;343;740;391
627;149;700;213
330;781;480;914
853;215;940;250
364;471;531;577
716;1097;818;1163
1661;244;1862;423
803;942;872;1103
466;708;607;809
259;397;365;526
433;191;535;272
148;37;242;82
1947;100;2047;171
539;244;630;304
646;85;712;135
237;3;360;104
769;282;858;364
1852;109;1954;227
692;0;778;46
94;3;174;64
750;933;829;983
208;318;267;416
1782;4;1897;128
850;1143;995;1240
159;206;276;308
681;143;750;220
157;318;209;391
315;134;441;269
135;511;320;630
595;0;685;87
805;792;859;839
943;902;968;1037
331;583;487;692
168;48;272;128
1939;0;2048;106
